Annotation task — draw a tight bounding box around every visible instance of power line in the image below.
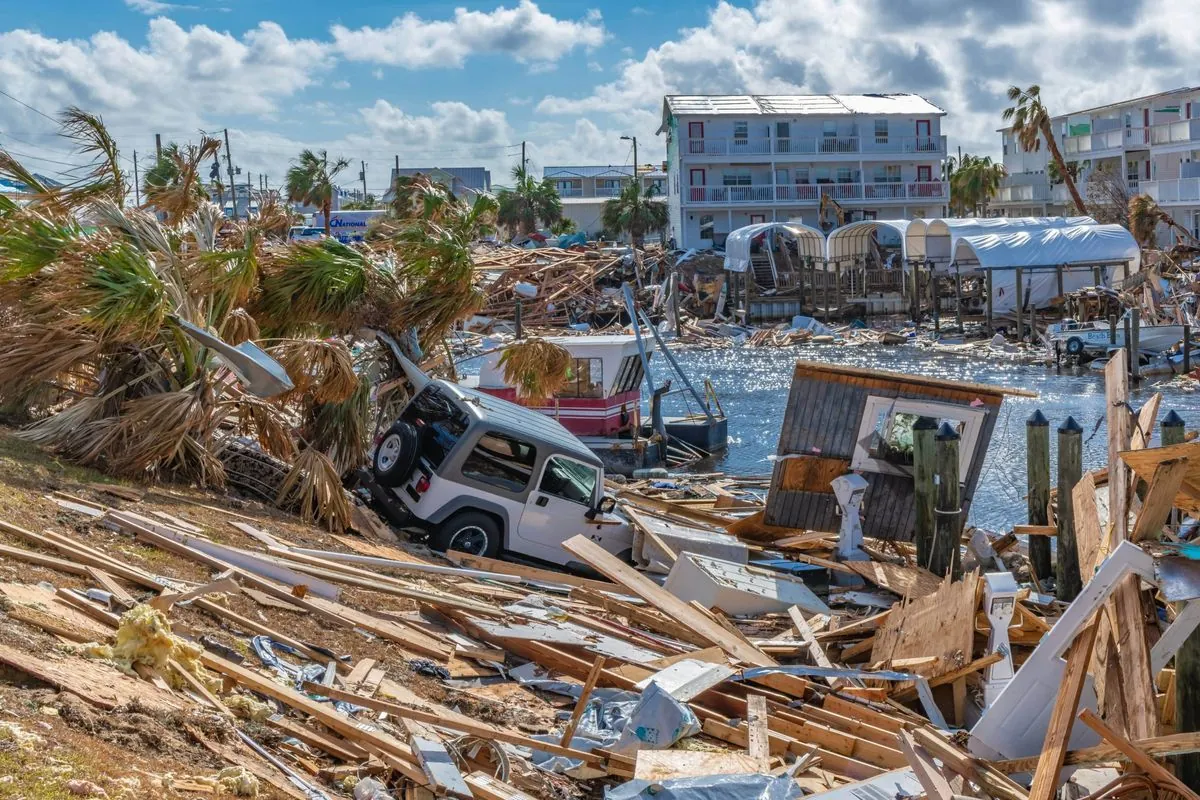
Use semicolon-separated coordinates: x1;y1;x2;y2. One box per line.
0;89;58;124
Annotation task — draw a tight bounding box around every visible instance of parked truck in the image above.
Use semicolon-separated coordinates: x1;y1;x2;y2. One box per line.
310;210;387;243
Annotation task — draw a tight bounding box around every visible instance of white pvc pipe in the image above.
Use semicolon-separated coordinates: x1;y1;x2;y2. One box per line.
283;547;526;583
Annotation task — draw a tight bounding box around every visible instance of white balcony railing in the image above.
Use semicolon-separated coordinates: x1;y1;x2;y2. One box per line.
558;187;584;198
1150;119;1200;146
685;182;947;205
1142;178;1200;203
594;187;623;198
686;135;946;157
997;184;1051;203
1064;128;1124;155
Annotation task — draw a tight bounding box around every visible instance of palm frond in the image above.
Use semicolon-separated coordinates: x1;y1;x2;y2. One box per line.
498;338;572;402
268;338;359;404
256;238;376;332
305;373;371;474
0;323;101;402
59;107;126;207
275;446;351;531
219;308;260;346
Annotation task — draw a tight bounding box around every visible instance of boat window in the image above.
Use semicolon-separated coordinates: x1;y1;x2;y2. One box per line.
460;431;537;493
612;355;647;394
400;386;467;469
560;358;604;398
539;456;599;506
851;396;986;478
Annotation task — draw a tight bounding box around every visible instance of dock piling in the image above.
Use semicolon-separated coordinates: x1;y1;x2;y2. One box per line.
1056;416;1083;601
1131;308;1141;383
515;300;523;340
1026;410;1052;585
1109;314;1117;346
913;416;938;570
932;422;963;580
1185;324;1191;374
1014;268;1024;344
985;272;994;336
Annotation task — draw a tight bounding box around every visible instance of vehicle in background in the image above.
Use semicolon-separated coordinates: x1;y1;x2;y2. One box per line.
311;210;387;244
361;379;634;569
288;226;326;242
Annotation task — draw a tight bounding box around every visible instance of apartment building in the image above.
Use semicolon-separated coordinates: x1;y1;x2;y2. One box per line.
543;165;667;240
657;94;949;249
382;166;492;203
994;86;1200;241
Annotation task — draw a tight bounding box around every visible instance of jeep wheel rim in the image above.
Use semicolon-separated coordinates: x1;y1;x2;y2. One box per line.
377;435;401;471
450;525;489;555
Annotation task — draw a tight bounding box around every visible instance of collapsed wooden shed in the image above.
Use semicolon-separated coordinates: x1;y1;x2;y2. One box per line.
763;361;1032;539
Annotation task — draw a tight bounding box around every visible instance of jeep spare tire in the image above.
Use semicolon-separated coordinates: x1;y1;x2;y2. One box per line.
373;421;420;487
433;511;501;558
1065;336;1086;356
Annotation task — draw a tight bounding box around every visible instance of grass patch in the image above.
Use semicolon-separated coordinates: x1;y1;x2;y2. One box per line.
0;747;97;800
118;543;172;567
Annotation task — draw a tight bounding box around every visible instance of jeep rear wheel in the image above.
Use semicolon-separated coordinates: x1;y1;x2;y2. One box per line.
373;421;419;487
432;511;501;558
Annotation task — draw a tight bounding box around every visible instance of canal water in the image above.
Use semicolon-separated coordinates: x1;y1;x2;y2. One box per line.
666;344;1200;531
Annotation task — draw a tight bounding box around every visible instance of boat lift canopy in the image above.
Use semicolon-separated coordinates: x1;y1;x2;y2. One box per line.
825;219;911;267
723;222;825;273
906;216;1097;268
950;223;1139;314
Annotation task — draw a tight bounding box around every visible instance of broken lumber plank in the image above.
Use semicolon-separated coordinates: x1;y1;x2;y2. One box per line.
891;654;1004;702
445;552;619;592
561;534;775;666
464;772;539;800
747;694;770;762
1028;617;1100;800
991;731;1200;773
86;567;137;608
1078;708;1200;800
560;656;606;747
149;575;238;613
899;731;954;800
0;541;92;577
410;736;471;798
634;750;768;781
789;606;834;671
168;658;232;718
910;728;1028;800
342;658;377;692
300;681;606;768
570;586;709;647
1130;458;1189;542
701;716;881;781
1012;525;1057;536
54;588;121;628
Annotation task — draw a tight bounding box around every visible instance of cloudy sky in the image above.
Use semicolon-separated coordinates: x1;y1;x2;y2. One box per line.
1;0;1196;194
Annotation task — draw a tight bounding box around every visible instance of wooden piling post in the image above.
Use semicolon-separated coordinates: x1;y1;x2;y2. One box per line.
1056;416;1083;601
1131;308;1141;382
932;267;941;332
985;271;994;335
1109;313;1117;346
1026;410;1052;585
1124;314;1133;375
669;271;682;338
1056;265;1064;300
932;422;962;580
1185;324;1191;375
1014;268;1024;343
514;300;523;340
913;416;938;570
954;266;963;330
1165;410;1200;787
834;262;842;320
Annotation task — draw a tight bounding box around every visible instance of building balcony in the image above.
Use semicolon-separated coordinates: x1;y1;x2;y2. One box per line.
997;183;1051;203
685;135;946;158
594;187;623;198
1142;178;1200;204
558;187;584;198
1064;128;1124;156
684;181;947;205
1149;119;1200;148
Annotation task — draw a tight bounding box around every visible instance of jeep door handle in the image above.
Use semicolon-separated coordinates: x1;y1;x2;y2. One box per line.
535;496;548;507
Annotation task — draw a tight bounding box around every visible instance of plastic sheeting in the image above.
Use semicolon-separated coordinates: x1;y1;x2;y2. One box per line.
906;215;1098;262
825;218;911;263
723;222;825;273
606;775;803;800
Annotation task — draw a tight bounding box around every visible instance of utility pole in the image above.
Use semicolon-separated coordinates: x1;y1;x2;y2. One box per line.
632;137;638;177
223;128;238;221
155;134;162;162
246;171;253;216
521;141;526;172
360;160;368;203
133;151;141;206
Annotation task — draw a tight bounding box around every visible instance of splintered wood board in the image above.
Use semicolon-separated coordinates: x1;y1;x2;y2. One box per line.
846;561;943;599
1120;441;1200;516
871;571;980;680
330;534;433;564
0;642;182;712
633;750;768;780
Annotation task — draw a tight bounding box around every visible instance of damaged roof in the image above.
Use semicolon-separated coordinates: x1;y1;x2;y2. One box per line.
662;93;946;118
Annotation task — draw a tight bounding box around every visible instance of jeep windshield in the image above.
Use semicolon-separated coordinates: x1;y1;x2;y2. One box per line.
400;386;468;469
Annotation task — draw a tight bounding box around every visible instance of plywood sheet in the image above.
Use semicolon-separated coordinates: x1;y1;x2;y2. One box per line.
634;750;768;780
846;561;943;599
0;642;183;712
871;571;980;680
777;456;851;493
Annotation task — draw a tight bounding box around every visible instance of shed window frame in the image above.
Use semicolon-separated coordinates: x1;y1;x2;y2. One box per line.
850;395;986;478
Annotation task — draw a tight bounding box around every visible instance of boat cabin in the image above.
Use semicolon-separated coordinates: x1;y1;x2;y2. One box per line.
471;335;652;437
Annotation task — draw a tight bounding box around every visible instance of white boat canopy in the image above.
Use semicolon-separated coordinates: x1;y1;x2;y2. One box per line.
906;216;1097;265
951;224;1139;315
723;222;825;273
825;219;911;266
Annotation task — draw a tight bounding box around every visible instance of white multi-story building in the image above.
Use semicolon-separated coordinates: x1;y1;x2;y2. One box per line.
542;165;666;240
995;86;1200;241
657;94;949;249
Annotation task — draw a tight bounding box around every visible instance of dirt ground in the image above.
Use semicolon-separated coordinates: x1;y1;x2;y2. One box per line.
0;427;567;799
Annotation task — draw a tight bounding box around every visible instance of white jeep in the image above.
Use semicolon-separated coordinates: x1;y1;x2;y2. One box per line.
365;379;635;569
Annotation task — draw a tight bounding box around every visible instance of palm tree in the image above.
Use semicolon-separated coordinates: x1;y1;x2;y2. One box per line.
1128;194;1196;249
947;154;1006;216
1003;85;1086;214
285;149;351;237
602;181;669;246
142;138;223;225
496;166;562;236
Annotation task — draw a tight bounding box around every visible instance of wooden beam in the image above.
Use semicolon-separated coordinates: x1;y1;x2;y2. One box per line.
899;731;954;800
993;732;1200;773
560;656;606;747
561;535;776;666
1028;618;1100;800
264;713;367;762
1130;458;1189;542
1078;708;1200;800
747;694;770;763
570;587;711;647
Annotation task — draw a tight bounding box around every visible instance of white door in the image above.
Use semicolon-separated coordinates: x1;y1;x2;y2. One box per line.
515;455;613;564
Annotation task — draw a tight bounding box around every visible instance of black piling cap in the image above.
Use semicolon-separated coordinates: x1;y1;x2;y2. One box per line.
1027;409;1049;427
913;416;939;431
936;421;960;441
1058;415;1083;434
1163;410;1185;428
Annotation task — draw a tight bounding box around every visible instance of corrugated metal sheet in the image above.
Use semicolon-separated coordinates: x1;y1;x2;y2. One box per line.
664;94;946;117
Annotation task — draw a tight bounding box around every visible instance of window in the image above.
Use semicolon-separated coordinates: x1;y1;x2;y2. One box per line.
823;121;838;138
1003;143;1008;156
612;355;645;395
733;121;749;142
873;165;901;183
599;178;624;190
461;431;537;493
794;168;810;184
560;358;604;399
874;119;889;144
555;180;578;193
699;214;715;240
836;167;855;184
776;122;790;140
814;167;831;184
750;214;766;224
539;456;599;506
400;386;468;470
723;171;752;186
850;396;985;477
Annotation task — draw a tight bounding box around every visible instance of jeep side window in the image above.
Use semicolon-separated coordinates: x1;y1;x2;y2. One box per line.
461;431;537;493
539;456;599;506
401;387;467;469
